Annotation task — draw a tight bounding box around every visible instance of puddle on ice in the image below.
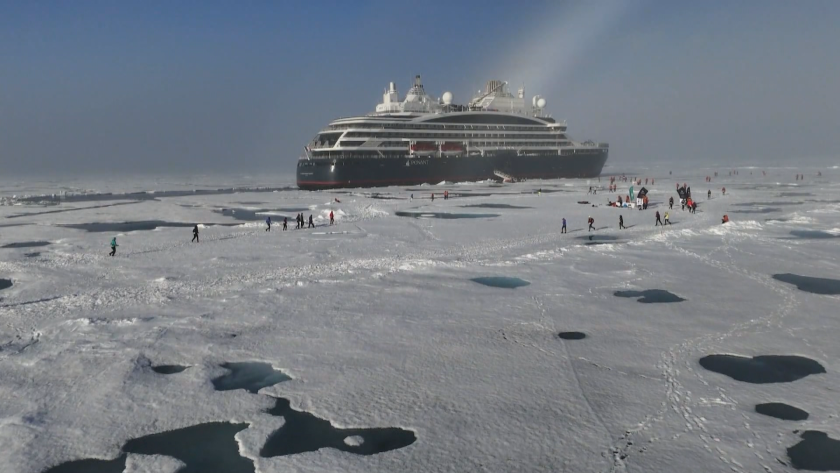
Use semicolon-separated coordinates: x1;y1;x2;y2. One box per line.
395;211;499;219
0;279;12;291
731;208;782;214
577;235;620;242
43;422;253;473
773;273;840;295
152;365;189;374
614;289;685;303
699;355;825;384
788;230;839;239
558;332;587;340
59;221;221;233
260;397;416;457
755;402;809;421
211;362;291;393
787;431;840;471
1;241;51;248
778;192;814;197
471;277;530;289
214;208;297;221
460;203;532;209
733;201;804;207
24;252;41;258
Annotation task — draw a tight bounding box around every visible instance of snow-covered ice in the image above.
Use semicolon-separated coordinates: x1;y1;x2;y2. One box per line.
1;167;839;472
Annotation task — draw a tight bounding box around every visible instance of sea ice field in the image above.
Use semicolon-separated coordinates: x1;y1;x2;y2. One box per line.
1;167;839;473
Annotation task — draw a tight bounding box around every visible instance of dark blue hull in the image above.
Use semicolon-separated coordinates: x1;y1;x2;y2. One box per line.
296;149;608;190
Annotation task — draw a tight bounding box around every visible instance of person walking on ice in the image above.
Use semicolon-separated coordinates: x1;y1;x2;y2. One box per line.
588;216;595;232
283;217;288;231
192;225;199;243
561;217;567;234
329;210;335;225
669;196;674;209
655;211;663;226
619;215;625;230
664;212;671;225
109;237;118;257
265;216;271;232
308;214;315;228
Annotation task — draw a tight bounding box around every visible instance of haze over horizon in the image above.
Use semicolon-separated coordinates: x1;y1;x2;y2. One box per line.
2;0;839;177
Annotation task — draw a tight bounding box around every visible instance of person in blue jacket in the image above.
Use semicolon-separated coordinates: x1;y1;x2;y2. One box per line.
265;216;271;232
561;218;567;234
109;237;118;256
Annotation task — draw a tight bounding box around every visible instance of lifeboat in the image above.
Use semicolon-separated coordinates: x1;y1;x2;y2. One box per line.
440;142;465;155
410;141;437;156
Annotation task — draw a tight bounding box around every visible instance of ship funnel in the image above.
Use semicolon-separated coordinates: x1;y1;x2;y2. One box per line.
389;82;396;93
414;75;422;87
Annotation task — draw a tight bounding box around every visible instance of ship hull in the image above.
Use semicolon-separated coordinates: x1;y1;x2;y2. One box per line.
296;150;608;190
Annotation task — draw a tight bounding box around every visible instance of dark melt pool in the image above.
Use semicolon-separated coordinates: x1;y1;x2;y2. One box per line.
614;289;685;303
261;397;416;458
733;201;804;207
471;277;531;289
460;203;532;209
60;221;209;233
1;241;51;248
731;208;782;214
773;273;840;295
787;431;840;471
214;208;294;222
778;192;814;197
755;402;809;421
0;279;12;291
395;211;499;219
558;332;586;340
577;235;620;242
152;365;189;374
789;230;839;240
43;422;253;473
211;362;291;394
24;252;41;258
699;354;825;384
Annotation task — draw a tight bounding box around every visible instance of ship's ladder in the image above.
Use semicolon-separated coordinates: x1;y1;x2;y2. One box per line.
493;169;516;183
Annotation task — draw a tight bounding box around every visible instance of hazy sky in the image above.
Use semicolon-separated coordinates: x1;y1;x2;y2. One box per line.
2;0;839;176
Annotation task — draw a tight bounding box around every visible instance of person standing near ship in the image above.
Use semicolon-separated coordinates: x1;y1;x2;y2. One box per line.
562;218;567;234
619;215;625;230
109;237;118;257
192;225;199;243
283;217;288;231
330;210;335;225
588;216;595;232
655;211;663;226
265;216;272;232
308;215;315;228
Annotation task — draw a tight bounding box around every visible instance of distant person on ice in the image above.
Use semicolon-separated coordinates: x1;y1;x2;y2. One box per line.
708;189;712;199
431;193;435;201
664;212;671;225
619;215;625;230
669;196;674;209
588;216;595;232
283;217;288;231
308;215;314;228
109;237;118;256
329;210;335;225
562;217;567;234
192;225;199;243
265;216;271;232
655;211;663;226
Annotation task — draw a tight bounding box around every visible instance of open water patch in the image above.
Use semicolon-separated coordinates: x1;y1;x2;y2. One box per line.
211;362;291;393
778;192;814;197
788;230;840;240
755;402;809;421
460;203;532;209
787;431;840;471
699;355;826;384
152;364;189;374
577;234;620;242
558;332;587;340
731;208;783;214
395;211;499;219
773;273;840;296
260;397;416;457
773;274;840;295
614;289;685;303
59;221;228;233
471;277;530;289
43;421;253;473
1;241;51;248
0;279;12;291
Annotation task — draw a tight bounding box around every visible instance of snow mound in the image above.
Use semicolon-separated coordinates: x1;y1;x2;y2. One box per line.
344;435;364;447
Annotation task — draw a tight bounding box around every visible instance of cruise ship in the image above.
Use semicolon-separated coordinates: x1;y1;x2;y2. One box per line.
296;75;608;190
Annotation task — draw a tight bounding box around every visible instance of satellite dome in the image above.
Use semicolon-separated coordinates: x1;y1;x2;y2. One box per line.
537;98;546;109
442;91;453;105
532;95;539;107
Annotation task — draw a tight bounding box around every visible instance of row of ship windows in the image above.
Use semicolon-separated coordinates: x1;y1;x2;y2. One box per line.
304;150;578;160
341;132;568;140
328;141;571;149
327;123;566;132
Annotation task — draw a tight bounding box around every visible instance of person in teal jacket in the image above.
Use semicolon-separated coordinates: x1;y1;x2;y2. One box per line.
109;237;118;256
